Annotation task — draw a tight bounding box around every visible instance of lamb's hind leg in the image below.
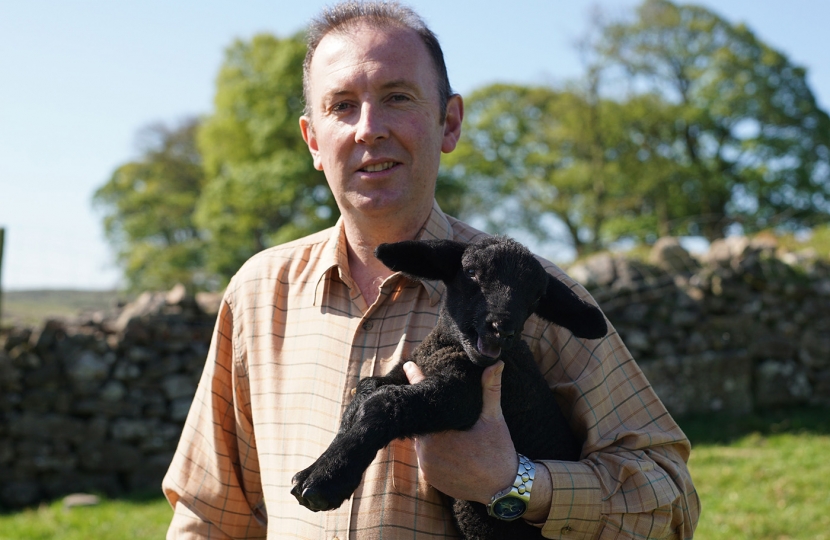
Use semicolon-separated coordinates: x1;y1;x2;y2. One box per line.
452;499;544;540
291;376;479;512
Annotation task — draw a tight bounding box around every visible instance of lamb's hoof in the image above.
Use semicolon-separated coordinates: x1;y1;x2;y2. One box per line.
291;470;344;512
291;484;331;512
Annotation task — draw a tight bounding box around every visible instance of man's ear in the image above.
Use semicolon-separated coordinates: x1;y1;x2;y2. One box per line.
441;94;464;154
534;274;608;340
300;116;324;171
375;240;466;282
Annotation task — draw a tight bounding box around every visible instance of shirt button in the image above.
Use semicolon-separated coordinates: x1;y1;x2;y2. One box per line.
362;320;374;331
561;525;573;533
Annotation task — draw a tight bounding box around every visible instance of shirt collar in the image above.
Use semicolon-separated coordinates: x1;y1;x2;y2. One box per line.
313;200;452;307
313;217;352;307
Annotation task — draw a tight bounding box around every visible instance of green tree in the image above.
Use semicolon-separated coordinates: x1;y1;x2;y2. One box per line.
93;119;209;291
195;33;337;281
598;0;830;240
443;83;639;256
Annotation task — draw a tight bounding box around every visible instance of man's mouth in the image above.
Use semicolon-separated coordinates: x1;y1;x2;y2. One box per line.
360;161;397;173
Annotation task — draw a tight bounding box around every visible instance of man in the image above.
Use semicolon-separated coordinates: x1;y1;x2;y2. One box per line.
163;2;700;538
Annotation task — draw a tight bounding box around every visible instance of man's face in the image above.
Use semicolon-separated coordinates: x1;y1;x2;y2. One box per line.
300;22;462;223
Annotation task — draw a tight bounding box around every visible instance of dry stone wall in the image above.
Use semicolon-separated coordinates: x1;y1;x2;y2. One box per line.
569;236;830;417
0;286;217;509
1;237;829;509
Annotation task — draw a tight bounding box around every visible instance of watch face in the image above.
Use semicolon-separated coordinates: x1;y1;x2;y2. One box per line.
492;496;527;520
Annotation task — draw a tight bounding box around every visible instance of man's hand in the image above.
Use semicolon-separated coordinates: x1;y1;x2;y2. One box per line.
403;361;554;522
403;361;517;505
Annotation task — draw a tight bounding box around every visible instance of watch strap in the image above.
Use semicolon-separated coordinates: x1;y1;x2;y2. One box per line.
486;453;535;521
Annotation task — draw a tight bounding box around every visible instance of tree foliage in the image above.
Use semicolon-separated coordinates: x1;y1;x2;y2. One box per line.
599;0;830;240
448;0;830;254
443;83;639;256
93;119;208;291
195;33;337;281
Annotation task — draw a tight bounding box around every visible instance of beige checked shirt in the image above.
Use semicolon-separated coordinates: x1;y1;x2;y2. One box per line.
162;202;700;539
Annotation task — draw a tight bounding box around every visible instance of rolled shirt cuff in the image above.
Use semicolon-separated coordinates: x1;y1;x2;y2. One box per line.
538;460;603;539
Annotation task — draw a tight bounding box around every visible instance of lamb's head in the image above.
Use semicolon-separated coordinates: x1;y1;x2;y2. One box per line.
375;237;608;367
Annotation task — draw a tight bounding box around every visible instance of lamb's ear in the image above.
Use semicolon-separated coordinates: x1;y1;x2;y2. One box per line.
375;240;466;282
534;274;608;340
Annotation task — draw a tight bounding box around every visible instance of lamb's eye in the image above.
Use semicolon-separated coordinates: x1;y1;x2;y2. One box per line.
466;268;477;280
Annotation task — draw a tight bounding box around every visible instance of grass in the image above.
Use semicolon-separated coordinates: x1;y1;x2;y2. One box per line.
0;493;171;540
0;289;129;327
774;223;830;256
0;408;827;538
682;407;830;540
690;433;830;539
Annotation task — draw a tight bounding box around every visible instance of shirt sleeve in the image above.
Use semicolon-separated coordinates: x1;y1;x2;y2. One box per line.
162;285;268;539
167;501;233;539
531;284;701;539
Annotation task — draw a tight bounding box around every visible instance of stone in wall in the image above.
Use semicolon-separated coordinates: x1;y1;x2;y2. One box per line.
638;351;753;416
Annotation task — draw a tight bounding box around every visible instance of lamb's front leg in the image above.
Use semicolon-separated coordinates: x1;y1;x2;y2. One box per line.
291;374;481;512
290;368;406;511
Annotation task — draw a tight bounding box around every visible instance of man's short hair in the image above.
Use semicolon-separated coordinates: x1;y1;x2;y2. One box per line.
303;1;454;122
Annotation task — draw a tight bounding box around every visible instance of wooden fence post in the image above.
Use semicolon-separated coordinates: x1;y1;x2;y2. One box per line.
0;227;4;325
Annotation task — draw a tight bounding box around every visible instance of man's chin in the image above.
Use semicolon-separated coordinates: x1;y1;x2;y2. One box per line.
346;190;425;220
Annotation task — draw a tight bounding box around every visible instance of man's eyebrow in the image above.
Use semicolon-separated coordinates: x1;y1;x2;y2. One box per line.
326;89;352;99
380;79;419;92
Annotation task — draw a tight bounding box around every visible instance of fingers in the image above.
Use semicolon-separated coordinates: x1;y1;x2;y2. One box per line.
403;361;426;384
480;360;504;421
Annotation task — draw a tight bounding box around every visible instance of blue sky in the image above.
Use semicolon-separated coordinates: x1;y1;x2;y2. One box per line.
1;0;828;290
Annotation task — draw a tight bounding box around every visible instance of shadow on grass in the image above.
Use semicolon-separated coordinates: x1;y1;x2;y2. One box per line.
118;490;168;504
677;405;830;445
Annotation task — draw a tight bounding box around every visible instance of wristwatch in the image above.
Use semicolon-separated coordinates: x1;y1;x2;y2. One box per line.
486;453;535;521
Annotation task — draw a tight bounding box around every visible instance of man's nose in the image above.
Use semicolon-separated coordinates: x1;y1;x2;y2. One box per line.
355;103;388;144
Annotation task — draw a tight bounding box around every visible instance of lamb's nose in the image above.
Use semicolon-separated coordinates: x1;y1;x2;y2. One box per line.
491;321;515;340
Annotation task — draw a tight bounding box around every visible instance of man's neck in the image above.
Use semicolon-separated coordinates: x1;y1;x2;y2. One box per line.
342;210;429;306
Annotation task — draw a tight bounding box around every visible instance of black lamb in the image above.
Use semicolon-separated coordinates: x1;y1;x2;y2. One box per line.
291;236;608;539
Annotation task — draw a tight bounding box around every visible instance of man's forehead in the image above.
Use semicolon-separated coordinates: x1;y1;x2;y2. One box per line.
308;21;433;89
325;19;418;50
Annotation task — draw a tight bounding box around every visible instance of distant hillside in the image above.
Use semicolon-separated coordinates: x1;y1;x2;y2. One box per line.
0;289;132;327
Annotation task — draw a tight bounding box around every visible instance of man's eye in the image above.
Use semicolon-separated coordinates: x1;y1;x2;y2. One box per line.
331;102;352;113
389;94;410;103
